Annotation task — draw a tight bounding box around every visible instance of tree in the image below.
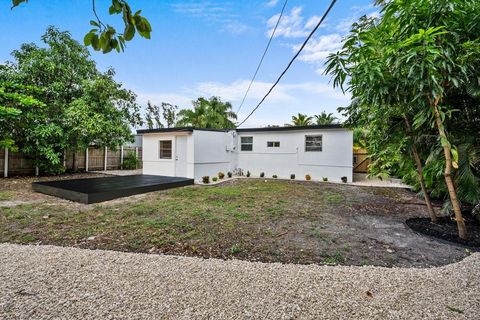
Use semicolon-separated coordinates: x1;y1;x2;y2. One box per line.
10;0;151;54
290;113;313;126
161;103;178;128
145;101;163;129
325;0;480;239
176;97;237;129
314;111;337;125
2;27;142;173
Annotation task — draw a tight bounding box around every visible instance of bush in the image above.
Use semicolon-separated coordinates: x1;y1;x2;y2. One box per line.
227;171;232;178
246;171;251;177
122;152;139;170
341;176;348;183
260;172;265;178
212;177;218;182
218;172;225;179
272;174;278;179
290;174;295;179
202;176;210;184
323;177;328;182
305;174;311;181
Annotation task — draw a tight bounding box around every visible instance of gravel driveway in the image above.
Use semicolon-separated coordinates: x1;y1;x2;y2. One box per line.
0;244;479;319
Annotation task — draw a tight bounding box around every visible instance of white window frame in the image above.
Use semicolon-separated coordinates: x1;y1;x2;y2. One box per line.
159;140;173;159
240;136;253;151
305;135;322;152
267;141;280;148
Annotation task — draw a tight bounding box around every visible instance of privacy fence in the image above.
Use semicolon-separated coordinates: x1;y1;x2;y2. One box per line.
1;146;142;177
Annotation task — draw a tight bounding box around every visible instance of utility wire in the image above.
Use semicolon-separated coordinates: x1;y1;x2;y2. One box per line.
235;0;288;115
237;0;337;127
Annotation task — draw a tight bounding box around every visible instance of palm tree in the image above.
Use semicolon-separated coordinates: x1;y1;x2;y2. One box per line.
176;96;237;129
290;113;313;126
314;111;338;125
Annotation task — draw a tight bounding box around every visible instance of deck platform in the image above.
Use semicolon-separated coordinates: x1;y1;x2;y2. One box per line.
32;175;194;204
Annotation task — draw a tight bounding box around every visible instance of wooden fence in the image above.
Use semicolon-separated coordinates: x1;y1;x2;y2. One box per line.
353;148;370;173
1;146;142;177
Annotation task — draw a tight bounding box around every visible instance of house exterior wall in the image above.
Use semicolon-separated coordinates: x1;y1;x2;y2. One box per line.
192;130;235;181
142;128;353;183
236;129;353;182
142;132;194;178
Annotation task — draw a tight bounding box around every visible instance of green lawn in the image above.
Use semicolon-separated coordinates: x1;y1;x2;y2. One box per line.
0;178;459;266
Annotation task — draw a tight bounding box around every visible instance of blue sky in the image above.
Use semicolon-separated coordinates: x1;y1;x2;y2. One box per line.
0;0;377;127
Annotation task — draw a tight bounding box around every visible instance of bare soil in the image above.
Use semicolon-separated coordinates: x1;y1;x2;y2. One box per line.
0;175;472;267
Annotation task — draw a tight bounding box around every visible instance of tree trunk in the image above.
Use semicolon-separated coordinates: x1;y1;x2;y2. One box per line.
403;116;437;222
431;99;467;239
72;149;78;172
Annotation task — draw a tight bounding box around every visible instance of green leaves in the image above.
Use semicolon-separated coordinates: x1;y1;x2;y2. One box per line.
12;0;152;54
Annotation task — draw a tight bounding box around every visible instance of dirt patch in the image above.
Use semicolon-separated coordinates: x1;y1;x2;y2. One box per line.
406;215;480;248
0;178;471;267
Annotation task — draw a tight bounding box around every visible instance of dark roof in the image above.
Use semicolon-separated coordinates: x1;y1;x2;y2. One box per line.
137;124;345;134
235;124;344;132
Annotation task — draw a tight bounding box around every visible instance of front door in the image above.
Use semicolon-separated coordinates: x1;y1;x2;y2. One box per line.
175;135;188;177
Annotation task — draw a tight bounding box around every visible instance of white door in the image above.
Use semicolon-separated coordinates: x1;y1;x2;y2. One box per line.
175;136;188;177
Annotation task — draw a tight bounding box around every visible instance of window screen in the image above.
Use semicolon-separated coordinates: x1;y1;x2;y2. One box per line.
241;136;253;151
305;135;322;152
159;140;172;159
267;141;280;147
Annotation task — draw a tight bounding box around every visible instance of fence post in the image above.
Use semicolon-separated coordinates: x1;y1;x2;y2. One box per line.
3;147;8;178
104;146;108;171
85;148;89;172
135;147;139;169
120;145;124;170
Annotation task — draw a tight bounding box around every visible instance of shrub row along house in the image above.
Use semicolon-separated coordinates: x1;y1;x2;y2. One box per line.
137;125;353;183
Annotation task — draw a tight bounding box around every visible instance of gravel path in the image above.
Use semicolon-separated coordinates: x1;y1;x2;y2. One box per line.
1;244;479;319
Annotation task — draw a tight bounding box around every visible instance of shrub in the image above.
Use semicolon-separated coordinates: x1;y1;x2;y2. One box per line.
202;176;210;184
323;177;328;182
260;172;265;178
246;171;251;177
341;176;348;183
305;174;311;181
290;174;295;179
212;177;218;182
272;174;278;179
227;171;232;178
218;172;225;179
122;152;139;170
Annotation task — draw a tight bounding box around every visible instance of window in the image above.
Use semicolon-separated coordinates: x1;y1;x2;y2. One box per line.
159;140;172;159
240;136;253;151
267;141;280;148
305;135;322;152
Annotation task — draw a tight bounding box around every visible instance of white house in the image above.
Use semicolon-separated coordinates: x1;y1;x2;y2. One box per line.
137;125;353;183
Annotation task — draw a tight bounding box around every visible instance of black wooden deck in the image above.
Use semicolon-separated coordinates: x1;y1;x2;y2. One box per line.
32;175;194;204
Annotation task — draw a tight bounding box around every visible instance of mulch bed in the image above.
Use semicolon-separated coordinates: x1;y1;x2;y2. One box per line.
406;213;480;248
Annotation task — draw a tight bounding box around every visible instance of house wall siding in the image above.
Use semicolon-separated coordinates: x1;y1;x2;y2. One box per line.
142;128;353;183
236;129;353;182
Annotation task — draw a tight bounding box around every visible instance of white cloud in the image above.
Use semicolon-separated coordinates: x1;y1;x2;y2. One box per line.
266;0;279;7
296;33;343;63
267;7;312;38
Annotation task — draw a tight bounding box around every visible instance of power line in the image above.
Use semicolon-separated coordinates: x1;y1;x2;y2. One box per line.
237;0;337;127
235;0;288;115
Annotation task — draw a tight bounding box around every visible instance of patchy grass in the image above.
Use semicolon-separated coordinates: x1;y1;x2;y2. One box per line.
0;191;13;201
0;178;469;267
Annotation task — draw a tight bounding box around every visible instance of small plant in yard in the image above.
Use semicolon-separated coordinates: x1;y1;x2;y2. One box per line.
218;172;225;179
323;177;328;182
212;177;218;182
260;172;265;178
227;171;232;178
246;171;251;177
272;174;278;179
202;176;210;184
341;176;348;183
305;174;311;181
230;244;241;254
290;174;295;179
122;152;139;170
